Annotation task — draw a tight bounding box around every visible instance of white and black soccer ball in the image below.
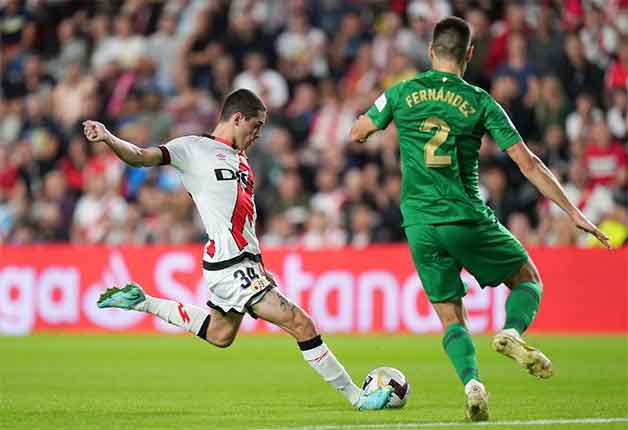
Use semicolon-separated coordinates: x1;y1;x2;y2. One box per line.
362;367;410;408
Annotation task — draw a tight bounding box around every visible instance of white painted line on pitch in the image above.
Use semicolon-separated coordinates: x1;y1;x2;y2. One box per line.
256;417;628;430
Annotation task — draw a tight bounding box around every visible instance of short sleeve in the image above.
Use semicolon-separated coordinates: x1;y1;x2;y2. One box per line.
366;83;401;130
159;137;193;172
483;96;522;151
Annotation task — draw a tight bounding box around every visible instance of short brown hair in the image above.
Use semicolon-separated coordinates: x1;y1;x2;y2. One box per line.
220;89;266;121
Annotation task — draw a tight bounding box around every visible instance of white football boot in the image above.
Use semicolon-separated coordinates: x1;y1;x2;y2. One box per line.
464;379;489;422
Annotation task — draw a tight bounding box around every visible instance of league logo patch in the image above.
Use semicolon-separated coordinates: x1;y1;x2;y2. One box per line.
375;93;387;112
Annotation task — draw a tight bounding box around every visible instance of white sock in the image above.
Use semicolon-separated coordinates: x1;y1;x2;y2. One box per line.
299;336;361;406
134;296;209;335
465;378;485;395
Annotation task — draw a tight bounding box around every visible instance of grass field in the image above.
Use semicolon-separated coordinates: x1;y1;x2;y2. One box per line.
1;334;626;430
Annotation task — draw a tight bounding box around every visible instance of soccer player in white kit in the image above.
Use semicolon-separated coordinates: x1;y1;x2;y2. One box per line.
82;89;392;411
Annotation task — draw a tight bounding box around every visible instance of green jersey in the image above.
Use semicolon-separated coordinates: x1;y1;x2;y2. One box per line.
367;69;522;226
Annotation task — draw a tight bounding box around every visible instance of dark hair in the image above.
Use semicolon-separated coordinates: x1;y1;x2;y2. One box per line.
220;88;266;121
431;16;471;64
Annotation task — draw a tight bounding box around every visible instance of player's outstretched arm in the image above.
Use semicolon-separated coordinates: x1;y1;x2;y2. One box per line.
82;120;163;167
506;141;611;249
350;114;379;143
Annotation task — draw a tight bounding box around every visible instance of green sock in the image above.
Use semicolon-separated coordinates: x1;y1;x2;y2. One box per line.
442;323;479;385
504;281;542;334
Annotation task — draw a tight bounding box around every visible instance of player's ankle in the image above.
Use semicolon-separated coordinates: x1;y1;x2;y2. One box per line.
464;379;484;394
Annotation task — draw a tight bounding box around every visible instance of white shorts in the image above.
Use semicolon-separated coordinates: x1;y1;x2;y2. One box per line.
202;257;274;318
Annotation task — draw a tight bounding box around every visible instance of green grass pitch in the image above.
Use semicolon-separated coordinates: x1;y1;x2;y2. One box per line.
1;334;626;430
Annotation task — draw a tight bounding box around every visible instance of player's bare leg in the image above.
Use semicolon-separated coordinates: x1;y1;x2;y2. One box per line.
97;282;242;347
251;288;392;411
433;300;488;422
493;260;553;379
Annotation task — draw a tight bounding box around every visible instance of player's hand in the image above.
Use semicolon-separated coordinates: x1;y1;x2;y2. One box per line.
571;211;611;249
83;120;112;144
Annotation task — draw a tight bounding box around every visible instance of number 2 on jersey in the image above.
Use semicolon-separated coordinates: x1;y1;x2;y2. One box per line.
421;116;452;167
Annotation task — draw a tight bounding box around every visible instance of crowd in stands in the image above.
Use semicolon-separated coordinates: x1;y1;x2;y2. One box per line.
1;0;626;248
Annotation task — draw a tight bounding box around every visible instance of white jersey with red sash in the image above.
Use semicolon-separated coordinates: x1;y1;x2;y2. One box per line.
160;134;260;264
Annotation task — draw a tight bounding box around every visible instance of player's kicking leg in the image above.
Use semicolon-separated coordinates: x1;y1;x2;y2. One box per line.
433;300;489;422
492;260;553;378
97;283;242;347
250;288;393;411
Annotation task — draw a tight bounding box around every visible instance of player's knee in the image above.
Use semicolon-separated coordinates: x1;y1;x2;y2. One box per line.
508;260;543;290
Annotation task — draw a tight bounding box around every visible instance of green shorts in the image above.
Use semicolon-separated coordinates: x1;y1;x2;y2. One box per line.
405;217;529;303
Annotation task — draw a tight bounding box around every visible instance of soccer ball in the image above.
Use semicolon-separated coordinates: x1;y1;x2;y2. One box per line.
362;367;410;408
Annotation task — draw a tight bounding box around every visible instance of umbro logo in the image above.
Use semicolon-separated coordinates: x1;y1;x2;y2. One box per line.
216;153;227;161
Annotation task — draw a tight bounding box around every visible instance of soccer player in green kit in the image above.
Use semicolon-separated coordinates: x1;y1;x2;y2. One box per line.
350;16;610;422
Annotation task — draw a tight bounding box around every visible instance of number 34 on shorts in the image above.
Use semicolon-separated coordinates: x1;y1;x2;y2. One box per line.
233;267;273;292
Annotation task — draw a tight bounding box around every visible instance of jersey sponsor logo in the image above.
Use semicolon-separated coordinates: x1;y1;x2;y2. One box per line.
214;168;249;183
374;93;387;112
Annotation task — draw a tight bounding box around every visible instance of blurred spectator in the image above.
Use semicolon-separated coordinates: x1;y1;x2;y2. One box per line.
309;80;357;149
541;124;570;176
607;88;628;141
491;75;538;141
528;4;563;75
605;36;628;91
310;167;344;226
565;92;604;143
329;11;366;76
495;32;539;100
72;164;127;244
208;54;236;100
372;12;412;70
549;161;613;231
582;120;627;188
580;3;617;69
147;12;183;94
226;12;274;71
398;3;433;71
0;0;36;51
533;75;569;135
49;19;87;80
284;82;317;143
465;8;493;89
342;42;377;98
508;212;540;247
380;51;417;89
22;54;56;98
58;135;88;196
276;13;327;81
486;2;529;75
347;204;377;248
300;210;346;249
92;14;148;71
557;32;605;105
261;212;297;248
586;191;628;248
233;51;289;111
483;161;520;225
51;60;96;131
271;170;309;228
